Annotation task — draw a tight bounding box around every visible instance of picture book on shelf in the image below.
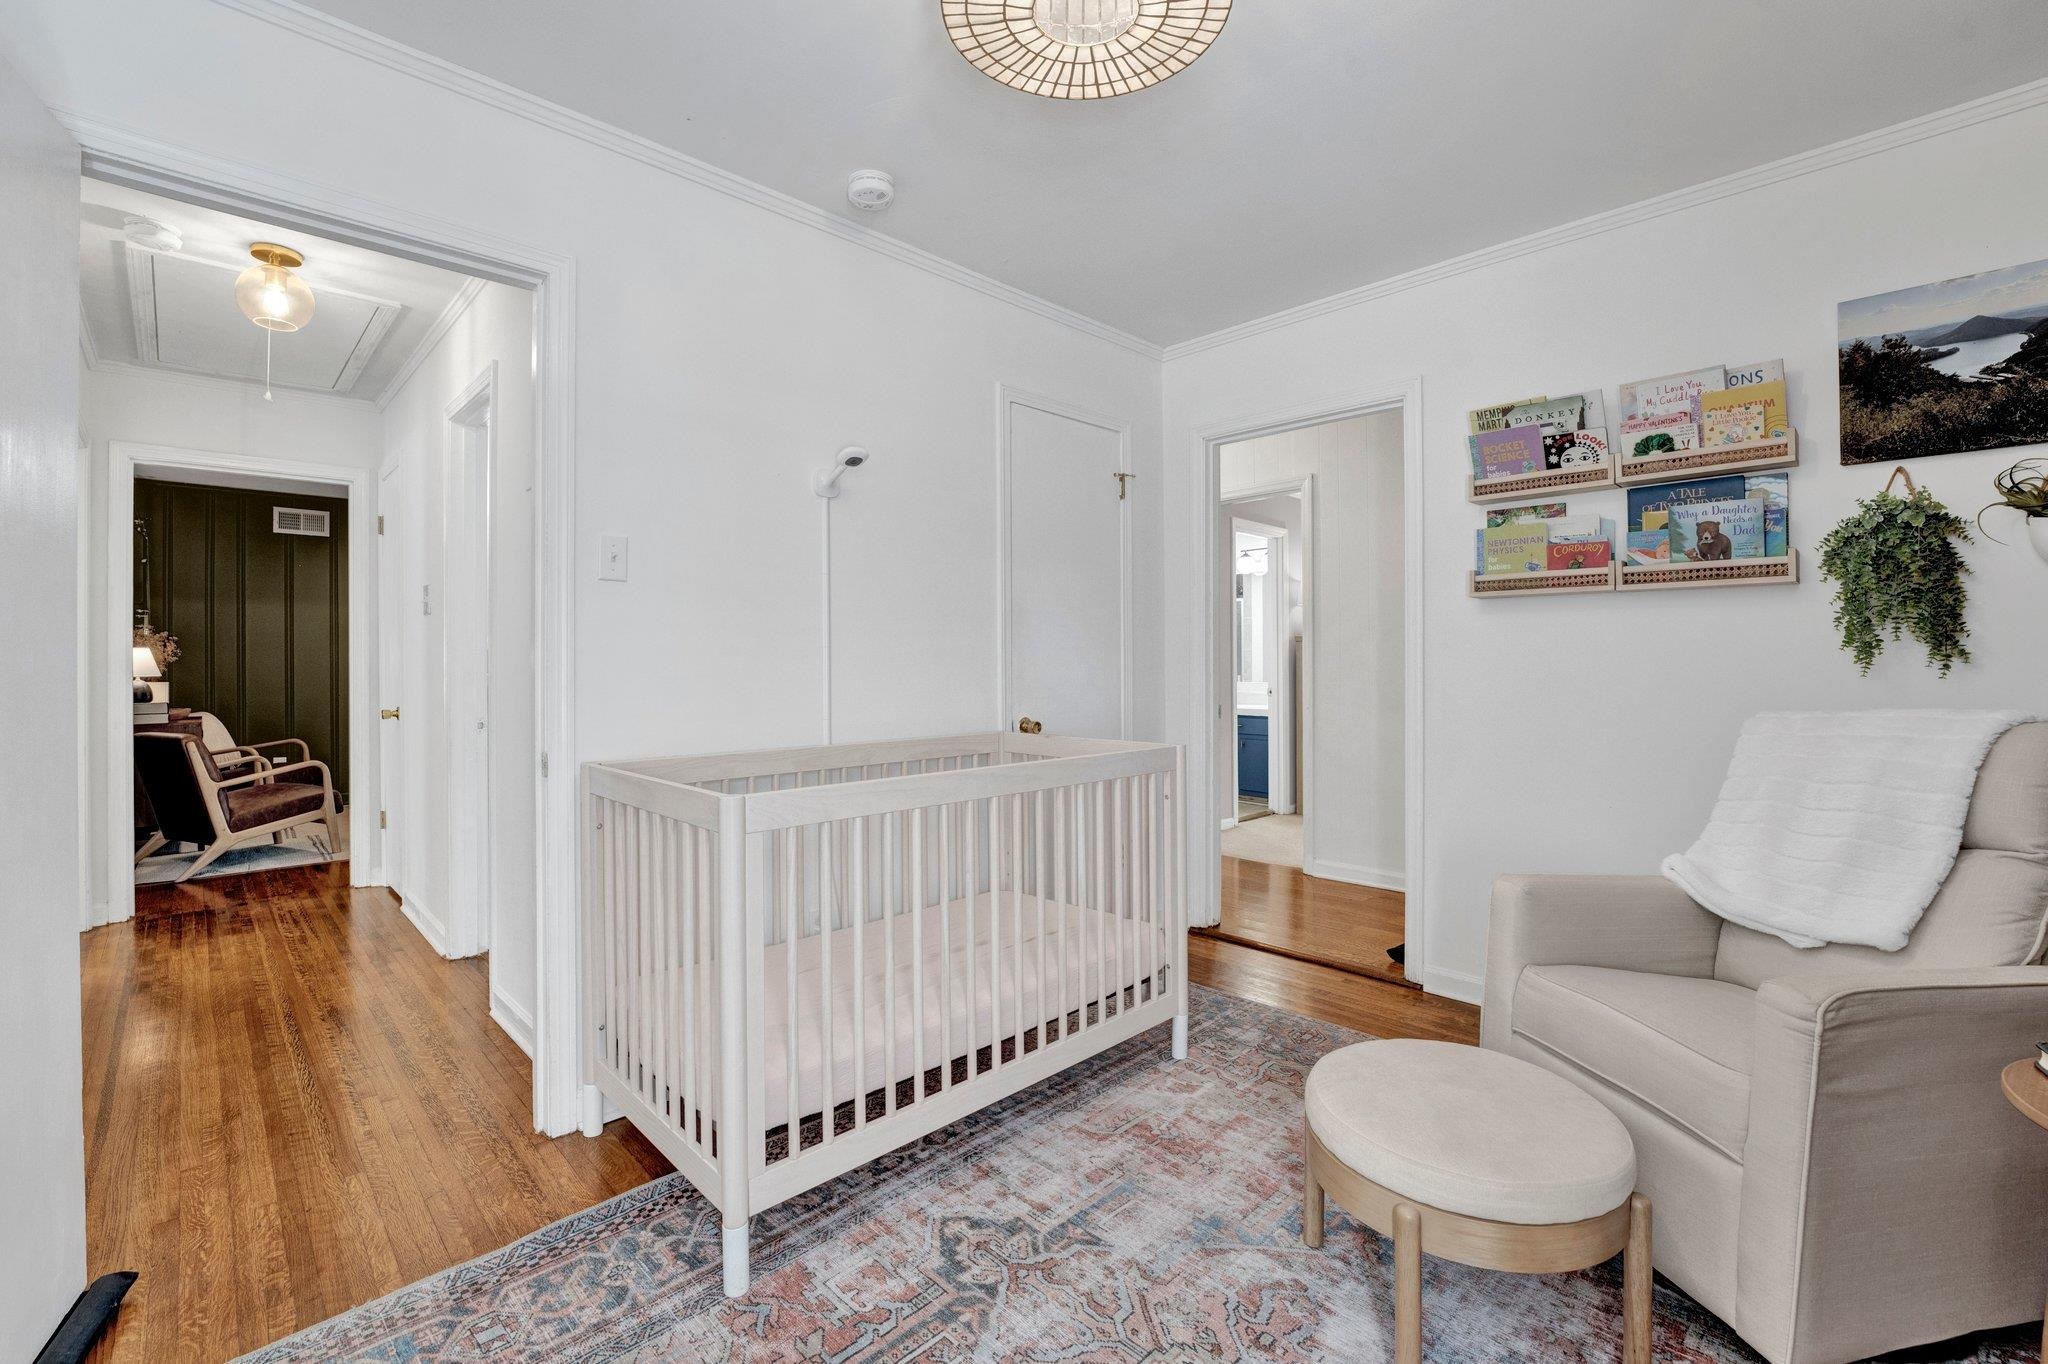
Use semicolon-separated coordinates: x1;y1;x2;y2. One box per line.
1700;399;1768;446
1486;502;1566;527
1626;529;1671;565
1724;358;1785;389
1477;522;1551;575
1545;428;1609;468
1629;474;1788;559
1746;472;1790;556
1468;396;1547;435
1504;395;1585;435
1547;514;1613;543
1619;411;1700;458
1700;377;1789;442
1474;424;1546;479
1547;540;1611;569
1618;366;1726;425
1670;498;1765;561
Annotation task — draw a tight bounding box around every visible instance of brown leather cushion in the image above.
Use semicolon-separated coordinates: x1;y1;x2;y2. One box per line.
222;781;326;832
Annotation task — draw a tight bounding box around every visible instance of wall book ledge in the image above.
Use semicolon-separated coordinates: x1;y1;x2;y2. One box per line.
1467;563;1618;597
1615;430;1800;486
1467;460;1615;505
1617;550;1799;591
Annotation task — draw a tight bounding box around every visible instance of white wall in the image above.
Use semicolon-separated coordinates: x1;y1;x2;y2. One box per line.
0;57;85;1356
1222;414;1406;889
1166;100;2048;1000
77;365;382;918
376;280;539;1044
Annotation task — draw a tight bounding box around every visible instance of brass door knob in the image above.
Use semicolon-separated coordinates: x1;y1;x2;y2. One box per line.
1017;716;1043;734
380;707;401;720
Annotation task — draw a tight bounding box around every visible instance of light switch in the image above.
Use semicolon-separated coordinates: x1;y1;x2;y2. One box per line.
598;535;628;582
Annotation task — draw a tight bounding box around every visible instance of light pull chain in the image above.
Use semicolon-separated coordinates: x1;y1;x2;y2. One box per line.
264;327;274;401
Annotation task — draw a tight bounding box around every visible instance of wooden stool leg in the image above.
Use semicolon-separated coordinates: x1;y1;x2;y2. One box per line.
1623;1193;1652;1364
1394;1202;1422;1364
1302;1123;1325;1249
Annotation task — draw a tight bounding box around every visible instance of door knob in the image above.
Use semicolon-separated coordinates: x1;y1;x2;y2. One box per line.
1017;716;1043;735
380;707;401;720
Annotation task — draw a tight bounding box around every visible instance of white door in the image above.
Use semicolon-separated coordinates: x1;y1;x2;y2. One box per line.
377;463;405;895
0;68;88;1356
1003;397;1130;739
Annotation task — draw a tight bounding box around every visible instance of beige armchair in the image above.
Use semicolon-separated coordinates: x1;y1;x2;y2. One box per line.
1483;721;2048;1364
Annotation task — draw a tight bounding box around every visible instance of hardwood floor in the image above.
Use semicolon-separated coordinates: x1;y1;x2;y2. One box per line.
81;863;670;1363
79;858;1473;1360
1198;855;1412;988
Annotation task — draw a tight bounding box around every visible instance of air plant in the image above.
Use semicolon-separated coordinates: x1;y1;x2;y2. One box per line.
1978;458;2048;541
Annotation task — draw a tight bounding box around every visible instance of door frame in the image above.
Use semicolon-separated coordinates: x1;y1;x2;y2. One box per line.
75;126;584;1136
376;456;407;927
105;441;378;927
442;363;497;961
1225;507;1297;827
1188;380;1427;983
994;383;1134;739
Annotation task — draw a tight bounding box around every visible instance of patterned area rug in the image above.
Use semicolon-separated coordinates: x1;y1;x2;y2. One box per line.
239;987;2035;1363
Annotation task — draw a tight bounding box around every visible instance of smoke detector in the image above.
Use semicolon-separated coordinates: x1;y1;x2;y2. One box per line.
846;170;895;212
121;214;182;253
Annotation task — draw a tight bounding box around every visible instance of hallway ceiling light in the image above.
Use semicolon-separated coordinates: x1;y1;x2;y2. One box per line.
941;0;1231;100
234;242;316;332
234;241;315;401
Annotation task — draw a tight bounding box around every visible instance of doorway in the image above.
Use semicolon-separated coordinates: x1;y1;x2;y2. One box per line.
1193;395;1422;990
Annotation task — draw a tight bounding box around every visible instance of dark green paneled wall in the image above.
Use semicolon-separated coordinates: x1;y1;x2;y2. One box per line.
135;479;350;793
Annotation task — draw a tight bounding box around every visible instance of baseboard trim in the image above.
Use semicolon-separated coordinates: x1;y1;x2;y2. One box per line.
1422;966;1484;1005
1303;856;1406;893
489;985;536;1058
395;892;447;955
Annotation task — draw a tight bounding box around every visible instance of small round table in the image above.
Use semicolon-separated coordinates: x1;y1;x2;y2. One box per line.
1303;1039;1651;1364
1999;1058;2048;1356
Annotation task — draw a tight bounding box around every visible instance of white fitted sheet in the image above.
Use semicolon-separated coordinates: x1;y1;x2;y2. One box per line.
749;891;1168;1131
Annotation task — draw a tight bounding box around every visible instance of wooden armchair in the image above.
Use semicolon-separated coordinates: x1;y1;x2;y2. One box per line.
133;731;341;881
193;710;310;780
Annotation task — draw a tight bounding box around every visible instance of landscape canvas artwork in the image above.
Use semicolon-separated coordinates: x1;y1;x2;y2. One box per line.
1838;256;2048;464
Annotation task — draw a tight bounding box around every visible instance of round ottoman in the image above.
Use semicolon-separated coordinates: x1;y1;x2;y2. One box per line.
1302;1039;1651;1364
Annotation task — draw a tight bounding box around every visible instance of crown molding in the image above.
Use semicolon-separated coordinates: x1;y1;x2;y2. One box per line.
205;0;1164;361
374;275;486;411
1162;74;2048;361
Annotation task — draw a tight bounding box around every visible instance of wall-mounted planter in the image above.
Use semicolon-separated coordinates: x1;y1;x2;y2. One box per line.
1615;431;1799;486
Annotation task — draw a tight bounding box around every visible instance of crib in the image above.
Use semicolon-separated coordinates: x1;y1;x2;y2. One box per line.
580;731;1187;1294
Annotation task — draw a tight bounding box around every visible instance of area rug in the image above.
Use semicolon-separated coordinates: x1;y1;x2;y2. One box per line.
134;840;336;885
238;986;2034;1363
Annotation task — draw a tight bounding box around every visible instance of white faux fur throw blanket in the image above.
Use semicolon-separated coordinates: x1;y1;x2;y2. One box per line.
1662;710;2034;950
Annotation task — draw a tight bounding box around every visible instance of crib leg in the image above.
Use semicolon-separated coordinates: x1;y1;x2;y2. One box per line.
722;1221;750;1297
1171;1012;1189;1060
579;1084;603;1139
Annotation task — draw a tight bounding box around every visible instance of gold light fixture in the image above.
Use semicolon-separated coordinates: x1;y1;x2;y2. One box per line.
234;242;315;400
941;0;1231;100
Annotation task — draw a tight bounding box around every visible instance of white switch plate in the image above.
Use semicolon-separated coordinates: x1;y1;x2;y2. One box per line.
598;535;628;582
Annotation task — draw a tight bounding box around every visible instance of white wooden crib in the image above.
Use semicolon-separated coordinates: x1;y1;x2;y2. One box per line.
580;731;1187;1294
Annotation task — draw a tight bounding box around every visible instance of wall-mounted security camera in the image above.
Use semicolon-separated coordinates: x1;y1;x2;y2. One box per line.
814;446;870;498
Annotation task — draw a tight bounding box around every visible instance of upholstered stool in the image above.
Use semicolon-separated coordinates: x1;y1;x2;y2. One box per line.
1303;1038;1651;1363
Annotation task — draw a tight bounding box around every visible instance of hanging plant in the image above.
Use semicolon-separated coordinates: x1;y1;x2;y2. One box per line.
1816;471;1972;676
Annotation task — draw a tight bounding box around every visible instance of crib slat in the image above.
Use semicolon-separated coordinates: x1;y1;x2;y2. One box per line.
851;815;867;1132
654;816;671;1123
963;798;977;1079
782;827;799;1151
1094;780;1108;1029
911;807;926;1101
1011;792;1025;1055
883;809;898;1117
698;823;715;1148
987;794;1001;1074
819;824;835;1148
939;802;954;1094
1034;788;1048;1053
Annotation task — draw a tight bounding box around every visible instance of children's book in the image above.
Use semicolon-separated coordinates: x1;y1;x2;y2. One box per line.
1619;412;1700;458
1671;497;1765;561
1474;424;1546;479
1504;396;1585;435
1700;399;1768;446
1744;472;1790;556
1626;529;1671;565
1485;502;1566;528
1546;428;1609;468
1724;358;1785;389
1547;514;1613;543
1618;366;1726;424
1468;396;1547;435
1627;475;1747;534
1547;540;1611;569
1701;378;1789;441
1479;522;1551;575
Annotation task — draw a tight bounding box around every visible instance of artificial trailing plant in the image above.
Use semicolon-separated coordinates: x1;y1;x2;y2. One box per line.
1816;481;1972;676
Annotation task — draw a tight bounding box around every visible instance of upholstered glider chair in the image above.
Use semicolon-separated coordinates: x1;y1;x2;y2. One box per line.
133;731;340;880
1482;721;2048;1364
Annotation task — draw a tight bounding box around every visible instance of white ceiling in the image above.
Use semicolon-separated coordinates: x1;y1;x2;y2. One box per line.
80;179;477;402
300;0;2048;345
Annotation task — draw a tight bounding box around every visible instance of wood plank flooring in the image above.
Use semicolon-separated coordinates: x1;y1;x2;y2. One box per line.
81;863;670;1363
80;858;1474;1361
1198;855;1412;988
